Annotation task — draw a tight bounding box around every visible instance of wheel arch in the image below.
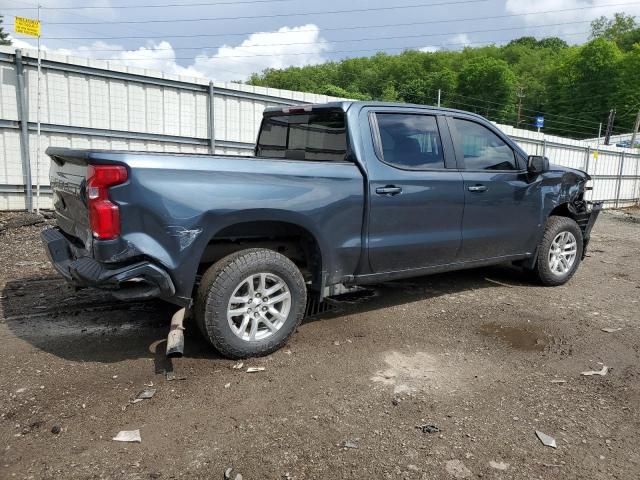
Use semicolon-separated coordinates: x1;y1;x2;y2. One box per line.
198;214;328;291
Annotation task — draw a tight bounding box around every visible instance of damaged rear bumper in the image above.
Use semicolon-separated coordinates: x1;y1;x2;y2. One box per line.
41;227;175;301
577;201;603;258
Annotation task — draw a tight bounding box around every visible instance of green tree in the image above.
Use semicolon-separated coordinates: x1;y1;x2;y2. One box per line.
320;84;370;100
614;28;640;51
591;13;637;41
0;16;12;46
397;78;430;104
246;13;639;139
537;37;569;50
615;44;640;131
381;83;399;101
456;57;516;122
507;37;539;49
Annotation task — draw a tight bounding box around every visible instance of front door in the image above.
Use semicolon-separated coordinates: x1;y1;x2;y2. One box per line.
448;117;541;261
365;111;464;273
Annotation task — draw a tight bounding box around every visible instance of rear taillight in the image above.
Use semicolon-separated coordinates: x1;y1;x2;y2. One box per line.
86;164;128;240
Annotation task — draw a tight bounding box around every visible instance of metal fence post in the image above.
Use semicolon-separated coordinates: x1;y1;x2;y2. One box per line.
208;81;215;154
584;146;591;174
14;49;33;212
615;152;625;208
634;154;640;206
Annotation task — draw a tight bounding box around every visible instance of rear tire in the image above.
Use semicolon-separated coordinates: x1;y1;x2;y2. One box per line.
533;216;583;286
195;248;307;359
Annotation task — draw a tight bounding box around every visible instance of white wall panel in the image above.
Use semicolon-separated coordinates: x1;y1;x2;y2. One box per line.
1;46;638;210
0;130;23;185
0;64;19;121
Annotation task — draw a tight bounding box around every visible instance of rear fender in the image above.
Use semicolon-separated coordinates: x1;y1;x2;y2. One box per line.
172;209;332;301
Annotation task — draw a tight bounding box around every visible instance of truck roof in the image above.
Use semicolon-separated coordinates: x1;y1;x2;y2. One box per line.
264;101;487;121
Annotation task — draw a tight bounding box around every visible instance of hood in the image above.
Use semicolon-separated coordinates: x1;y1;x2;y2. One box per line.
549;163;591;181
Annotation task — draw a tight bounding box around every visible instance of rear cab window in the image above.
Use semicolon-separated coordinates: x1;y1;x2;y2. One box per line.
256;109;348;162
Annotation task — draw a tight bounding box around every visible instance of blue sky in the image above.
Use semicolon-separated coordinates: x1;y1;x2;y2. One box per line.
5;0;639;81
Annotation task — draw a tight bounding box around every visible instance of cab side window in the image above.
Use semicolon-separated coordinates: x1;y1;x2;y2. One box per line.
453;118;517;170
376;113;445;170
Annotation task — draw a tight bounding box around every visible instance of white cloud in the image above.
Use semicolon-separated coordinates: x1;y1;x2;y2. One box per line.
450;33;472;48
8;24;329;82
505;0;640;38
419;32;472;52
190;24;330;81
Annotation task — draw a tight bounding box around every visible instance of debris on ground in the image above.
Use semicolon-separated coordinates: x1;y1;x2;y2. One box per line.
224;467;243;480
484;277;513;288
489;460;509;470
581;366;609;376
601;327;622;333
50;425;61;435
112;429;142;443
0;213;44;233
165;371;186;381
224;383;231;389
550;379;567;384
246;367;265;373
136;388;156;400
445;459;472;478
339;440;359;449
416;424;440;434
535;430;557;448
232;362;244;369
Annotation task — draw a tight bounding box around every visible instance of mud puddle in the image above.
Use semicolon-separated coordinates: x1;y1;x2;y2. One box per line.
479;321;550;351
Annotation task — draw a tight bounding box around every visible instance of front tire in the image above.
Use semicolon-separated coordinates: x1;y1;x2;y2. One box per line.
533;216;583;286
195;248;307;359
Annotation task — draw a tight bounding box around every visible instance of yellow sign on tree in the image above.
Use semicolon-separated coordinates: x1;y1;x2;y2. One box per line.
14;16;41;38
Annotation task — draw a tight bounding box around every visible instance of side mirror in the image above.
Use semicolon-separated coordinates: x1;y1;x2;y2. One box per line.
528;155;549;175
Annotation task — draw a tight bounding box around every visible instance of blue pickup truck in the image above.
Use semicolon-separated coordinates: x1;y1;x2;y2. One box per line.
42;101;601;358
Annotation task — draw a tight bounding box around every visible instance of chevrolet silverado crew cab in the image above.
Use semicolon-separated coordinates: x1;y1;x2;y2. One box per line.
42;101;601;358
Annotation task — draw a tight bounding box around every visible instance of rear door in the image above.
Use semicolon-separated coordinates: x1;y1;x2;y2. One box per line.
363;108;464;273
447;116;541;261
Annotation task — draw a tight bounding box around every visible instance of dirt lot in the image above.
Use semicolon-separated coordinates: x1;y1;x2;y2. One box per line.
1;210;639;480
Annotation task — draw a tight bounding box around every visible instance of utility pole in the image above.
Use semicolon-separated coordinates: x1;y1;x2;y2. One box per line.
437;89;441;108
516;86;525;127
604;108;616;146
35;3;42;214
630;110;640;149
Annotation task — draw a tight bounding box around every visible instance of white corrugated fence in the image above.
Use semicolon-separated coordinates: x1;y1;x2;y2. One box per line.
0;46;638;211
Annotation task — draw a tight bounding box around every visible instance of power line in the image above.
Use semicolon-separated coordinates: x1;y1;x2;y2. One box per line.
70;31;590;62
442;90;631;135
43;0;490;25
33;4;636;41
56;20;594;53
451;82;635;122
3;0;297;9
448;92;609;129
443;98;601;137
445;96;601;135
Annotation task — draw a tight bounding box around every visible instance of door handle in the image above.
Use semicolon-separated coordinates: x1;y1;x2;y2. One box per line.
467;184;488;192
376;186;403;196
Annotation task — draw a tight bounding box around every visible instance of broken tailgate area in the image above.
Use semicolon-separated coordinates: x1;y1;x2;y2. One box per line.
41;227;175;301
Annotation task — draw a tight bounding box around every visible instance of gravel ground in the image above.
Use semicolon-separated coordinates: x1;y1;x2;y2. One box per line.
0;209;639;480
